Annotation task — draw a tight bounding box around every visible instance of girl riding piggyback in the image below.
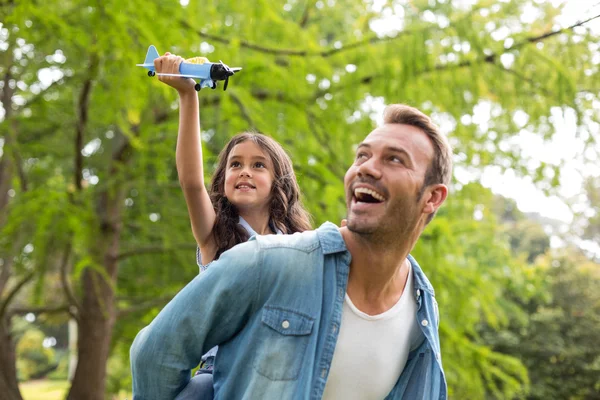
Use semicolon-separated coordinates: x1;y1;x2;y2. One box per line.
154;52;312;399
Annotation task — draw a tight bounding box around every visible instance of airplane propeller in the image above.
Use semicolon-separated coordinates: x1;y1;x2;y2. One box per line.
219;60;242;91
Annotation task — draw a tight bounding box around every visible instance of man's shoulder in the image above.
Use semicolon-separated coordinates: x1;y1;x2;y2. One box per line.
252;221;344;255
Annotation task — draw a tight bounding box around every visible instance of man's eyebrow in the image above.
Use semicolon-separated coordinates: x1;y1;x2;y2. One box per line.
387;146;411;157
357;143;411;157
388;146;415;164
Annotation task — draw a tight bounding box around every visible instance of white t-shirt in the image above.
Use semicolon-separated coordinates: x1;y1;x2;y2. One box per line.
322;264;424;399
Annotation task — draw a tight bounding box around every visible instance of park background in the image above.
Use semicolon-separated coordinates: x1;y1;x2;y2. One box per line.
1;0;600;399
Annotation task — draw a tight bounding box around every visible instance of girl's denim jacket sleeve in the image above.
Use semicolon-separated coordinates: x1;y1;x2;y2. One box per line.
130;222;447;400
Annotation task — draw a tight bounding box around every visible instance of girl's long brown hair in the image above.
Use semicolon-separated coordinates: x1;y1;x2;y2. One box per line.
209;132;312;260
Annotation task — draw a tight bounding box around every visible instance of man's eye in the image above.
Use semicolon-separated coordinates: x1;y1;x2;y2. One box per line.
356;152;367;160
391;156;404;164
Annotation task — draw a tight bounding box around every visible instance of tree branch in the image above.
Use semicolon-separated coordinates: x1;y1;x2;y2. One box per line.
0;38;18;215
516;13;600;49
8;304;71;318
74;52;99;191
306;110;347;178
8;120;28;192
317;14;600;99
250;89;295;104
180;19;423;58
229;91;258;131
60;243;81;318
0;271;35;320
298;0;312;28
117;294;174;318
181;6;490;59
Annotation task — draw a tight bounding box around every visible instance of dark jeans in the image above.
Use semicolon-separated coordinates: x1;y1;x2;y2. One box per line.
174;372;213;400
174;357;215;400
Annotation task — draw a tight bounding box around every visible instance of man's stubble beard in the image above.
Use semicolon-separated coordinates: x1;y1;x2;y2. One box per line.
346;195;421;246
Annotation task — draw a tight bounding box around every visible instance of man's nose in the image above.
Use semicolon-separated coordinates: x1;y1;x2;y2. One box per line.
357;157;382;179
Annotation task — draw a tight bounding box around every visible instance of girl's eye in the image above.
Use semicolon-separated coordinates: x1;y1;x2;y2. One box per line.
254;162;266;168
230;161;241;168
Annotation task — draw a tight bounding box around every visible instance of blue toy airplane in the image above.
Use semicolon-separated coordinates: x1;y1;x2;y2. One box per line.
137;45;242;91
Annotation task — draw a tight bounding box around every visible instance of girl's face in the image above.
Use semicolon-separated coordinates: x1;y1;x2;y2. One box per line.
224;140;275;212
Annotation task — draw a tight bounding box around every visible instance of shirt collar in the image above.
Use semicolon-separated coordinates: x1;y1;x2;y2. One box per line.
239;216;283;236
316;222;435;296
407;254;435;296
316;222;347;254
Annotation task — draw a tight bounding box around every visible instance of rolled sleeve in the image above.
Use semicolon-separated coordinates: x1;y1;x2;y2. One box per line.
130;241;261;399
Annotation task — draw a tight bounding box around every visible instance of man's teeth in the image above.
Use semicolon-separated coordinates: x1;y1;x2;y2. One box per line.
354;187;384;202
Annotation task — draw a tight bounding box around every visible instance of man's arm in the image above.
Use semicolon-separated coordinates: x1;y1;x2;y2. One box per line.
130;241;261;399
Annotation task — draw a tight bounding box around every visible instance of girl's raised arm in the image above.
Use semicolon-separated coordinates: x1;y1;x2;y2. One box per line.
154;54;217;260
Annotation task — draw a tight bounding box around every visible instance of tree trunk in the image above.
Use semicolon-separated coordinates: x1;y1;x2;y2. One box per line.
0;316;23;400
67;184;125;400
0;36;22;400
66;268;117;400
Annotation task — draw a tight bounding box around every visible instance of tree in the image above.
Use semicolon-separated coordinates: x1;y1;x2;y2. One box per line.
1;0;599;398
483;250;600;399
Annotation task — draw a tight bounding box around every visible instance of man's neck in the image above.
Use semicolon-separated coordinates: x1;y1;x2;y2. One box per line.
340;227;415;315
238;209;273;235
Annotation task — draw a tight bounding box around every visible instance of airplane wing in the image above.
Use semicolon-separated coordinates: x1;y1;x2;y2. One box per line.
155;72;201;79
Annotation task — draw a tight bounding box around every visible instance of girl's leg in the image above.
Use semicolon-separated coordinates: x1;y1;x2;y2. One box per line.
174;373;214;400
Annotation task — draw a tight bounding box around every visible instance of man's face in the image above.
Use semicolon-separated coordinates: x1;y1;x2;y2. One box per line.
344;123;435;236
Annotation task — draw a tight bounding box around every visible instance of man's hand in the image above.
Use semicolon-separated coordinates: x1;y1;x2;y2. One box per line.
154;52;196;95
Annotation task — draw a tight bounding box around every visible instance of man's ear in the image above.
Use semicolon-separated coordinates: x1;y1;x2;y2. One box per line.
422;184;448;215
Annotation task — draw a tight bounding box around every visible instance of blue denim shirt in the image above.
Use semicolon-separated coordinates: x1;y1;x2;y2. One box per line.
130;222;447;399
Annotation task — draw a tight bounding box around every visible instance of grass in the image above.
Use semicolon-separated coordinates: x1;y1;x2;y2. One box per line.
19;380;131;400
20;380;69;400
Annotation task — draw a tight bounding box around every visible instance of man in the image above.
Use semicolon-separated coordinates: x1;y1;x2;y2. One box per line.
130;104;452;399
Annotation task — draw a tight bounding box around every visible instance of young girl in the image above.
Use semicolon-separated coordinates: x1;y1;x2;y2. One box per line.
154;53;312;399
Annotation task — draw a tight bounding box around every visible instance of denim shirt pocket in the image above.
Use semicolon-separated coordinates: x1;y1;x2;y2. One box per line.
253;306;315;381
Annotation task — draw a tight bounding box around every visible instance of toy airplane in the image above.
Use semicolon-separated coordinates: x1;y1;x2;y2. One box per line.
137;45;242;91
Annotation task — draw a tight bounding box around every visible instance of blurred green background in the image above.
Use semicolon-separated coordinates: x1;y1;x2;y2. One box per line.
1;0;600;399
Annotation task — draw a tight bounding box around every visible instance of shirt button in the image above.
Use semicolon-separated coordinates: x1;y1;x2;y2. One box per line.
416;289;421;297
321;368;327;378
436;352;441;360
332;324;338;334
282;320;290;329
421;319;429;327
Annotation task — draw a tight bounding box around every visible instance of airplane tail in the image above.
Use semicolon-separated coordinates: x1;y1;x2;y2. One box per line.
136;45;160;68
143;45;160;65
